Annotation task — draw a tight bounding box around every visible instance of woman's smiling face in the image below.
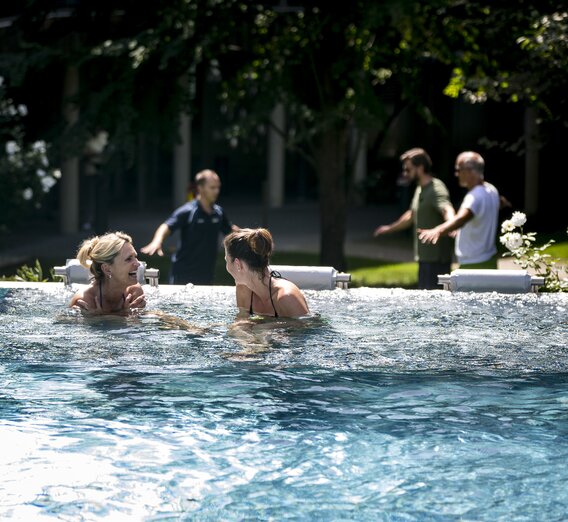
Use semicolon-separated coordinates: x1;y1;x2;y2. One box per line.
110;242;140;283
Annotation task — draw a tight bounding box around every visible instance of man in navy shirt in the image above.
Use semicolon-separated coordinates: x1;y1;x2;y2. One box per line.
142;170;238;284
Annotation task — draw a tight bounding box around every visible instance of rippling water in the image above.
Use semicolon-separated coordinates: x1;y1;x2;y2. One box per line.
1;285;567;520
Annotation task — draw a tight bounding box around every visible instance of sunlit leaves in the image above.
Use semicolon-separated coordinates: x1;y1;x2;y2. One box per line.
443;68;464;98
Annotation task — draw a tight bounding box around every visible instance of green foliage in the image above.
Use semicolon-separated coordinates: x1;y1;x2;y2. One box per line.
215;2;445;162
15;259;45;282
5;1;568;160
16;259;50;282
4;1;567;269
0;259;60;282
500;212;568;292
423;2;568;128
0;77;60;230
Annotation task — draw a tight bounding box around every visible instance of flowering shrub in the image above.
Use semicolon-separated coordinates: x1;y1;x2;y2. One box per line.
0;76;60;231
500;211;568;292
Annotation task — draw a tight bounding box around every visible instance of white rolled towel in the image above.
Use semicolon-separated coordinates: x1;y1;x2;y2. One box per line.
449;269;534;293
270;265;350;290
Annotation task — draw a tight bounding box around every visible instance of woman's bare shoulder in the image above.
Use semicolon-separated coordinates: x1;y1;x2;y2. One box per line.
276;278;303;295
69;283;96;307
235;284;252;301
275;280;309;316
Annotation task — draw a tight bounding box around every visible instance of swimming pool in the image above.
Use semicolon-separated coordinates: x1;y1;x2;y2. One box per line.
1;283;567;520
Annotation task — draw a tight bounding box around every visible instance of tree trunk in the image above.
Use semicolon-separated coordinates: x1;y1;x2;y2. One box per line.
314;124;348;271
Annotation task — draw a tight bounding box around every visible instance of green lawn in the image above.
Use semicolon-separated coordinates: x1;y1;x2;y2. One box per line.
547;242;568;259
203;251;419;289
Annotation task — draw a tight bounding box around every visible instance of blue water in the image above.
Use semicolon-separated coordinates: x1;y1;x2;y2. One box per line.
1;285;567;520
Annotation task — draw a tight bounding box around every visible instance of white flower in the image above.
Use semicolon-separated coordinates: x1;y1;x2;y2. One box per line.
510;211;527;227
36;168;46;178
40;176;56;192
501;232;523;251
501;219;515;233
22;187;33;200
85;131;109;155
17;104;28;117
52;169;62;179
32;141;46;153
6;141;20;155
508;234;524;250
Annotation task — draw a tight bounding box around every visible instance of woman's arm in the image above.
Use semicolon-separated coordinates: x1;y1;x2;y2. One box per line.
124;284;146;310
69;285;102;314
235;284;252;315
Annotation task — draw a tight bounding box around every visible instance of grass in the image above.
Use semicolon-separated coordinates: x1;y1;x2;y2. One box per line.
547;242;568;259
348;262;418;288
529;230;568;258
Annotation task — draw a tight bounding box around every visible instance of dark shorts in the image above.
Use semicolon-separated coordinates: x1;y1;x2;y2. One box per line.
418;261;452;290
459;256;498;269
169;265;214;285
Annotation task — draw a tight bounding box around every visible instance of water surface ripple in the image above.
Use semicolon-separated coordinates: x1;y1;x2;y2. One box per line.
1;286;567;520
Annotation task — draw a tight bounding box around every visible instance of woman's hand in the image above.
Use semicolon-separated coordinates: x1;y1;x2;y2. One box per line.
72;295;105;315
124;284;146;310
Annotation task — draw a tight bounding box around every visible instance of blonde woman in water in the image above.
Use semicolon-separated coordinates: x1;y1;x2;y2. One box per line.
69;231;146;314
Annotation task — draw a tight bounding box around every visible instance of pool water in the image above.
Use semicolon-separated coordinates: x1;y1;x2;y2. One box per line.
1;285;567;520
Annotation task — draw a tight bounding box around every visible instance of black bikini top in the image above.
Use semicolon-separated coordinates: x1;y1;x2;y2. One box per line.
249;270;282;318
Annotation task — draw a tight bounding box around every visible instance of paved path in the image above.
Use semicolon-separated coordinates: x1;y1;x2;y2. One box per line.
0;201;413;271
0;200;522;272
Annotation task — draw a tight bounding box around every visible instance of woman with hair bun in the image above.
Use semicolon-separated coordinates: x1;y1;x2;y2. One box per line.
224;228;309;318
69;231;146;314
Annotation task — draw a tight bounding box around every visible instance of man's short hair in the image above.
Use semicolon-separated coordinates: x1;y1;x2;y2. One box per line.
400;148;432;173
457;152;485;176
194;169;219;187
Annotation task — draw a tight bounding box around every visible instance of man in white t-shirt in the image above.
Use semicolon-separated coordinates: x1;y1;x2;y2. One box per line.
417;151;500;268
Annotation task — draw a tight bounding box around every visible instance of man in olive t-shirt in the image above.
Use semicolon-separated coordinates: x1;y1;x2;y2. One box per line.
374;148;455;289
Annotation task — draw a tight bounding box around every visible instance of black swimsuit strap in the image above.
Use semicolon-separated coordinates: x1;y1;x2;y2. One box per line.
268;271;280;318
249;271;282;317
99;281;125;311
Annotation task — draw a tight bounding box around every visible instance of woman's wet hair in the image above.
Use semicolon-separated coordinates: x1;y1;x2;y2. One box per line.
224;228;274;277
76;231;133;280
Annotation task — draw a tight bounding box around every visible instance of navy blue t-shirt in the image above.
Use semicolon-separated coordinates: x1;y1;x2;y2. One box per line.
164;200;232;285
